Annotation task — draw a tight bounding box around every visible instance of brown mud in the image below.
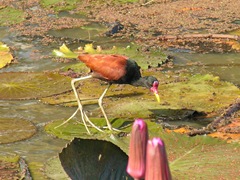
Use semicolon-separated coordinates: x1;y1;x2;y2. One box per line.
1;0;240;52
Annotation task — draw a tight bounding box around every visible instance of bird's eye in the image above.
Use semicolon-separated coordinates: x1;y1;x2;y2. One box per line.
153;81;159;88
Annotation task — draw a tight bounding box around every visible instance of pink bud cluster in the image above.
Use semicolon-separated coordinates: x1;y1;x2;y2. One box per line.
127;119;172;180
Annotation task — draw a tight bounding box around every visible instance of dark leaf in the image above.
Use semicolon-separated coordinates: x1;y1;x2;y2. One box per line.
59;138;133;180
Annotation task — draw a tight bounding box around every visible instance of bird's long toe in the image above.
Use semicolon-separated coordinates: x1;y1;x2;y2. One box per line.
102;125;121;132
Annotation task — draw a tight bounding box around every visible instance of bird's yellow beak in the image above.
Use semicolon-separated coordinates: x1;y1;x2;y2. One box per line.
154;92;160;103
151;81;160;103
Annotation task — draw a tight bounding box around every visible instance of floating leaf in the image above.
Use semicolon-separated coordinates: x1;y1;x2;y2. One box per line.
231;41;240;51
0;7;25;26
0;42;10;51
45;118;132;141
0;118;36;144
53;43;78;59
0;42;13;68
0;154;21;179
0;72;72;100
158;73;240;113
42;72;240;119
84;43;96;53
0;154;32;179
44;156;69;179
53;43;167;69
46;120;240;179
59;138;132;179
229;29;240;36
40;0;79;11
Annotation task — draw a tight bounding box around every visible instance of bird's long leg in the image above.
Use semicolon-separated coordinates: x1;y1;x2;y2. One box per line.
54;107;79;129
98;84;120;132
55;106;103;132
55;75;103;134
71;76;91;134
98;84;112;130
71;76;104;133
82;111;103;132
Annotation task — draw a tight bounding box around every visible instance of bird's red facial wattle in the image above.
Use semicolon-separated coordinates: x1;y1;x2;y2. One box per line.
150;81;160;103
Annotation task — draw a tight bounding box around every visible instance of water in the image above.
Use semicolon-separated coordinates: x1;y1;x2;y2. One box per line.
0;27;75;168
0;27;64;72
0;100;74;162
167;51;240;86
0;23;240;178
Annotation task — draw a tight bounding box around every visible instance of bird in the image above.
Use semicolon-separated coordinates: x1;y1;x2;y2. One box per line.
55;54;160;134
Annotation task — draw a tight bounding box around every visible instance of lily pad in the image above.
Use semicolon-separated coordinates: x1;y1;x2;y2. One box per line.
44;156;69;179
45;118;133;141
42;72;240;119
40;0;79;11
0;72;72;100
53;43;167;69
0;6;25;26
59;138;132;180
0;42;14;68
158;73;240;113
0;118;36;144
0;154;31;179
46;120;240;179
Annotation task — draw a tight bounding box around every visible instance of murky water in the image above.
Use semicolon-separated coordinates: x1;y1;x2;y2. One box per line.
0;23;240;177
0;27;75;165
0;27;64;72
167;51;240;86
0;100;75;162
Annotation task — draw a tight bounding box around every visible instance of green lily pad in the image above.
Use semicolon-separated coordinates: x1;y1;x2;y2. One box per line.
0;6;25;26
45;118;132;141
45;119;240;179
159;73;240;113
0;42;14;69
100;43;167;69
53;43;167;70
28;161;49;179
42;72;240;120
0;72;72;100
53;43;78;59
40;0;79;11
44;156;69;179
0;118;36;144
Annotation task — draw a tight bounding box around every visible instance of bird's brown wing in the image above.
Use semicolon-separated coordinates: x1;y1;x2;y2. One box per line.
78;54;128;81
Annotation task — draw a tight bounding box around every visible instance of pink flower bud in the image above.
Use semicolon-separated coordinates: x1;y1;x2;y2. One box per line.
145;138;172;180
127;119;149;179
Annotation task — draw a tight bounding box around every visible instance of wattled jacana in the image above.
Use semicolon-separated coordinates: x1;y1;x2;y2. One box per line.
55;54;160;134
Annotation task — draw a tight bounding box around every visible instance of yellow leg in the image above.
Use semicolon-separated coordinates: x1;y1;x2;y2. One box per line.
98;84;120;132
55;75;103;134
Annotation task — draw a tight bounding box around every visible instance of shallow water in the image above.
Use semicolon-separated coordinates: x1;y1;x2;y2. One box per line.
0;24;240;176
0;100;74;162
167;51;240;86
0;27;64;72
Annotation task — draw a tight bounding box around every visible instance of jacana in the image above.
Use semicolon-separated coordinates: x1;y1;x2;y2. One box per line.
55;54;160;134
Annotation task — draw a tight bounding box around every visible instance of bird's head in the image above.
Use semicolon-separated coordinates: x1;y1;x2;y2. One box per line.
145;76;160;103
